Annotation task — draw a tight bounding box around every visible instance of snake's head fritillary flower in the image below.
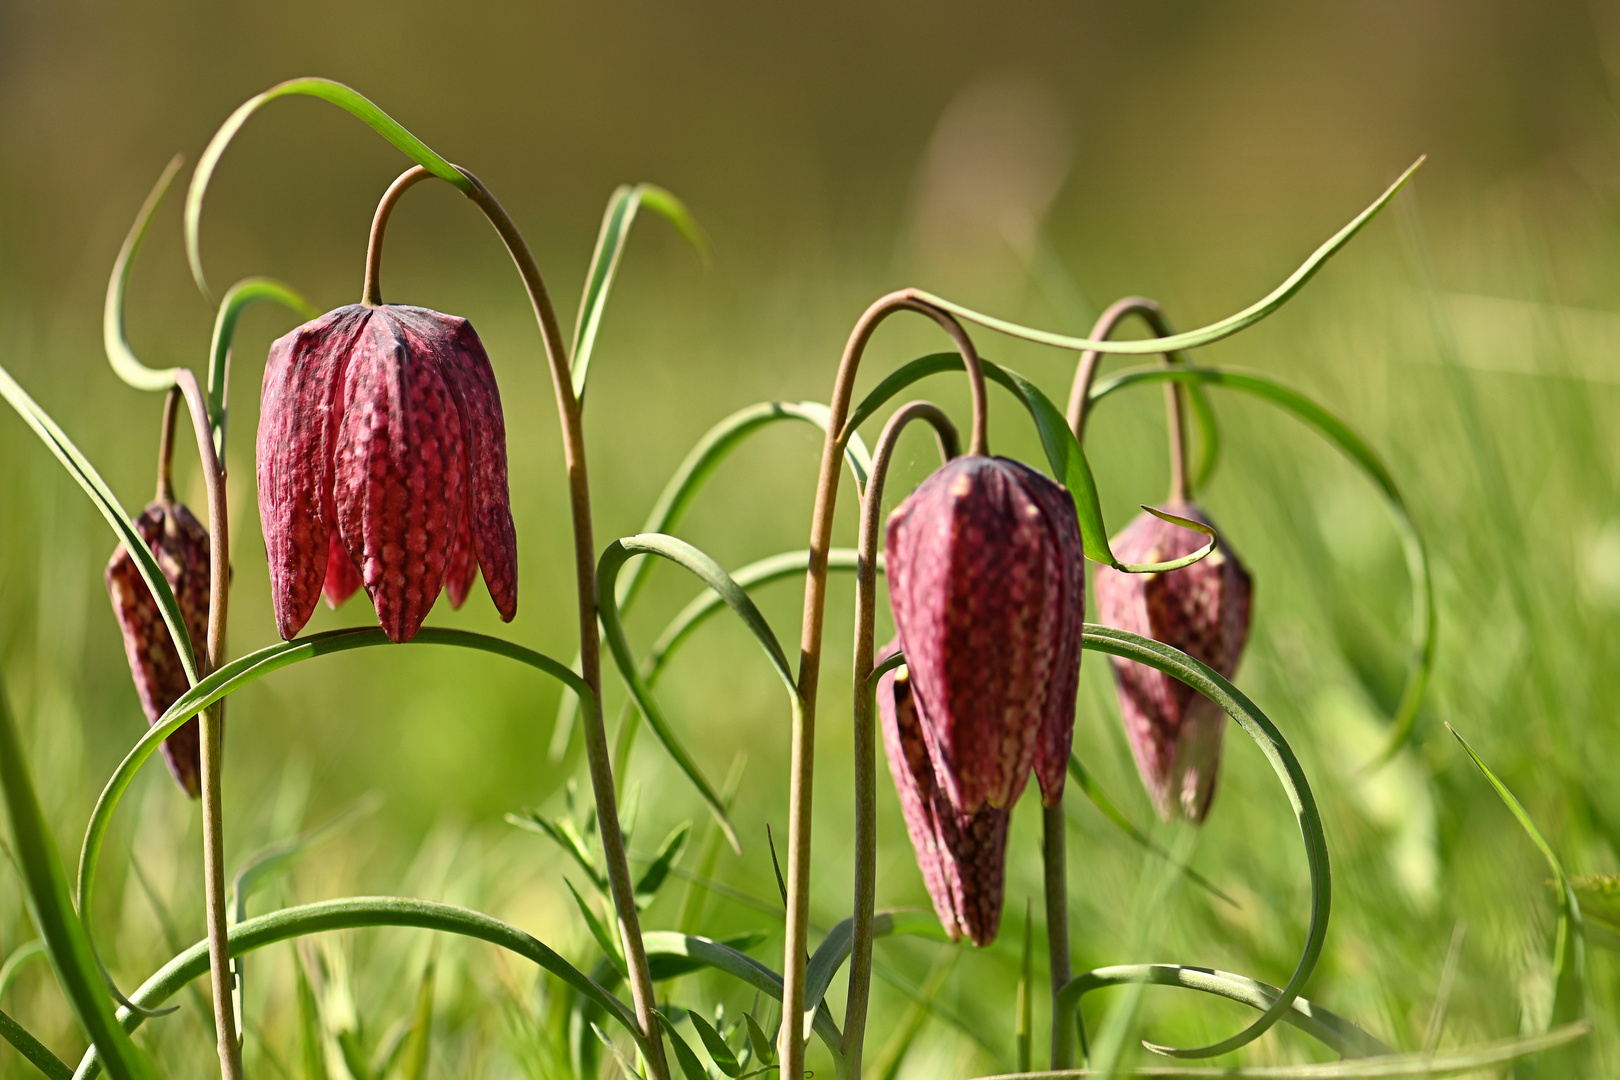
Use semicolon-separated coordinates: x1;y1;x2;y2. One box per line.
105;500;211;797
884;455;1084;815
878;646;1008;946
258;304;517;643
1093;502;1252;823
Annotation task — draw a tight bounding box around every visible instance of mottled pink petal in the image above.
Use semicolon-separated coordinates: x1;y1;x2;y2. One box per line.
1093;502;1253;823
105;501;212;797
258;306;370;639
321;526;363;609
885;456;1083;814
444;509;477;610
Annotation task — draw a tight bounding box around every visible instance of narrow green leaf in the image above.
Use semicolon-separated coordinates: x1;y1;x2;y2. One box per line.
689;1012;743;1078
0;941;45;1001
207;276;319;451
186;78;471;300
73;896;641;1080
916;159;1422;357
594;1020;649;1080
507;810;609;893
0;362;198;682
1069;624;1330;1060
77;627;592;951
0;1007;72;1080
634;822;692;906
658;1013;711;1080
841;354;1210;571
103;156;186;392
232;793;383;923
572;183;708;401
803;909;950;1031
1064;754;1236;908
567;879;627;977
396;954;434;1080
0;671;156;1080
743;1014;776;1068
1448;724;1584;1028
598;535;805;852
552;401;872;762
646;931;769;982
1089;365;1435;763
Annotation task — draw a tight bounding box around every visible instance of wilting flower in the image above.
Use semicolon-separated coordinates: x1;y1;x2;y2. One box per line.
105;500;211;797
1092;503;1252;823
878;648;1008;946
884;456;1084;814
258;304;517;643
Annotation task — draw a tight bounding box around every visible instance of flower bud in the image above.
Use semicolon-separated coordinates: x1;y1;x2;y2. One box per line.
1092;503;1252;823
105;500;211;797
884;456;1084;814
258;304;517;643
878;649;1008;946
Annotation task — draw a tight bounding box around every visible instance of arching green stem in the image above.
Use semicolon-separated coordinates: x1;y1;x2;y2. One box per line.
843;401;959;1078
785;288;990;1078
104;157;186;392
206;278;316;453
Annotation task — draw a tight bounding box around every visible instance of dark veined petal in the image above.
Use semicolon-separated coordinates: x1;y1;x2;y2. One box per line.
332;310;466;643
258;305;370;639
1093;502;1253;822
104;501;212;797
878;646;1008;946
444;509;477;610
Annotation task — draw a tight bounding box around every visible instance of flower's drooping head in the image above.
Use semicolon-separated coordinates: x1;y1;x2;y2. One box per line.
884;456;1084;814
258;304;517;643
878;648;1008;946
1093;503;1252;823
105;500;211;797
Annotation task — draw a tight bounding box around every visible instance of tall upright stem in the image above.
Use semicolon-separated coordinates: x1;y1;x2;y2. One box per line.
362;166;666;1076
1043;801;1073;1068
843;402;958;1079
174;370;239;1080
155;387;180;503
786;289;987;1078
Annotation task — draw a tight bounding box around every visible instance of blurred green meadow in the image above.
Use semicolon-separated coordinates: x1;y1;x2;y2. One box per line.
2;1;1620;1076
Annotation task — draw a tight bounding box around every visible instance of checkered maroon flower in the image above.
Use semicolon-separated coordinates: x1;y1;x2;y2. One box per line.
257;304;517;643
884;456;1084;814
1093;503;1252;823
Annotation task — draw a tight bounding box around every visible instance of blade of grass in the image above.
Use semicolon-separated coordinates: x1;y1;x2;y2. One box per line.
206;277;318;451
0;1007;71;1080
103;156;186;392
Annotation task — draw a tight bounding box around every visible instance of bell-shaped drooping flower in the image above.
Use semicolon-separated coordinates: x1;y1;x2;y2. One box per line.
258;304;517;643
1093;502;1252;823
878;648;1008;946
105;500;211;797
884;456;1084;814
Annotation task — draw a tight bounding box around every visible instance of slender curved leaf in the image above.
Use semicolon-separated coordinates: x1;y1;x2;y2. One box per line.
687;1011;742;1078
914;159;1421;357
566;880;626;977
802;910;945;1039
207;277;318;451
658;1013;711;1080
1089;365;1435;764
0;941;45;1002
597;534;805;851
72;896;639;1080
0;362;198;682
103;156;186;392
0;1007;70;1080
842;354;1212;571
1448;725;1584;1029
1066;624;1330;1060
572;183;708;400
0;672;155;1080
187;78;471;300
77;627;591;944
552;400;872;761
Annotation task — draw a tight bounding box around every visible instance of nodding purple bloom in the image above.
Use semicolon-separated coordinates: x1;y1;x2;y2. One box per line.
878;647;1008;946
105;500;211;797
257;304;517;644
884;456;1084;815
1093;503;1252;823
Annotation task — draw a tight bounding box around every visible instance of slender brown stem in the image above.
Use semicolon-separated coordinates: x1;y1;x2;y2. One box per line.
174;369;239;1080
1065;297;1186;444
785;289;987;1077
430;169;666;1079
363;167;434;307
155;386;181;503
843;401;957;1079
1043;801;1073;1068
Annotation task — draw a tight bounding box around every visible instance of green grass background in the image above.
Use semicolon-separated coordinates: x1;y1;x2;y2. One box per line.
2;1;1619;1075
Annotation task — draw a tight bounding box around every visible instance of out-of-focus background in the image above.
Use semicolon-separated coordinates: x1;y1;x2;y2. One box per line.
2;1;1619;1075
